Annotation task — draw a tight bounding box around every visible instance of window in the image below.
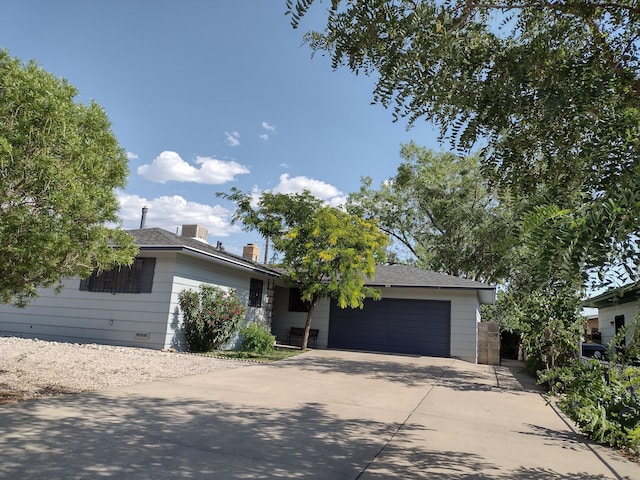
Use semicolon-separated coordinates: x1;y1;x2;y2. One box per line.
288;288;310;312
249;278;263;307
80;258;155;294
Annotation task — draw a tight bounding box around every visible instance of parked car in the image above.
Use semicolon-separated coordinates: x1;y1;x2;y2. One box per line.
581;343;607;360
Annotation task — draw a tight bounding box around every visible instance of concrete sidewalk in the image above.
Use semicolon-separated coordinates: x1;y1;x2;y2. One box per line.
0;350;637;479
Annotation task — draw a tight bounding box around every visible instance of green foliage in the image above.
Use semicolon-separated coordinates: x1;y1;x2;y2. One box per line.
282;203;389;309
178;285;246;352
287;0;640;287
347;142;516;282
608;324;640;367
495;282;583;372
218;188;389;349
240;323;275;354
543;359;640;451
0;49;137;305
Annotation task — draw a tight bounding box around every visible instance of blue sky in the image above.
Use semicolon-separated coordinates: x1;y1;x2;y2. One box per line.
1;1;441;255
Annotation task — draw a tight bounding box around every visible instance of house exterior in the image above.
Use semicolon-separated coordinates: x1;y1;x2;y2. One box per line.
0;226;495;363
582;314;600;343
271;264;495;363
0;226;281;350
583;282;640;346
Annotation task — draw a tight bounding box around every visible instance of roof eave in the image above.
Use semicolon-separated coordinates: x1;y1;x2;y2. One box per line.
583;282;640;308
138;245;281;278
367;283;496;304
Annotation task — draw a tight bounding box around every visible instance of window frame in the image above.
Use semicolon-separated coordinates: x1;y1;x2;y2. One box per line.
248;278;264;308
79;257;155;294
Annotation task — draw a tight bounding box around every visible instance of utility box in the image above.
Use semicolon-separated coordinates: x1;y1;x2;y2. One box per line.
181;224;209;242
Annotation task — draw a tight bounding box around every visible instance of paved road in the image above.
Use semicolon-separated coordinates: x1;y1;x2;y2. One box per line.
0;350;637;479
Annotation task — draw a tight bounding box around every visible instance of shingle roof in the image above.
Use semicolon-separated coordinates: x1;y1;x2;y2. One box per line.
126;228;494;291
366;264;494;290
126;228;280;276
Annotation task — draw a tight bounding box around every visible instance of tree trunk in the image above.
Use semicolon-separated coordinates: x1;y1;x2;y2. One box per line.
301;295;318;350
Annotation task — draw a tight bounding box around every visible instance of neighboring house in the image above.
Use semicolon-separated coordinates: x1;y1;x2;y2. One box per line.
0;225;280;350
271;264;495;363
583;282;640;346
0;226;496;363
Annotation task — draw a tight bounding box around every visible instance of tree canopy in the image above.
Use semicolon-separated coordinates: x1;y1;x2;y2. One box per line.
219;188;389;349
0;50;137;305
347;142;515;282
286;0;640;287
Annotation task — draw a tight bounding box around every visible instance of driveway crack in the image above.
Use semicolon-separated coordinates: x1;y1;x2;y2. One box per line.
354;358;457;479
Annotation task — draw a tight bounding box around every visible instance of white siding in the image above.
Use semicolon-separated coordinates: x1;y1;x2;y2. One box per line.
597;301;639;346
270;286;483;362
0;252;175;350
0;251;276;351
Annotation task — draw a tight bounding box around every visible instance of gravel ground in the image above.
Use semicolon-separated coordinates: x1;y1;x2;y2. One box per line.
0;336;251;405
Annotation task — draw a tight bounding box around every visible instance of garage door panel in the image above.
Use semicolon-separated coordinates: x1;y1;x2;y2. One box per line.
328;298;451;357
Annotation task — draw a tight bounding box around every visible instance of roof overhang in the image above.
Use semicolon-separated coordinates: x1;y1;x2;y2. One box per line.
366;283;496;305
138;245;281;278
583;281;640;309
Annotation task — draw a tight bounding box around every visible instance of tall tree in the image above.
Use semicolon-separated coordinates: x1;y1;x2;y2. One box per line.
286;0;640;287
347;142;515;282
0;50;137;305
219;188;389;349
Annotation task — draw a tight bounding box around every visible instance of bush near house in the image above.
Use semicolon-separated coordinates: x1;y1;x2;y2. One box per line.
240;323;276;354
542;326;640;455
544;359;640;453
178;285;246;352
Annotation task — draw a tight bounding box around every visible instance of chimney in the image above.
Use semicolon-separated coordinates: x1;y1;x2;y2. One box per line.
140;206;148;229
242;244;260;262
181;224;209;243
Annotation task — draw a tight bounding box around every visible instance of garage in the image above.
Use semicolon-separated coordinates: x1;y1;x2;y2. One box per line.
327;297;451;357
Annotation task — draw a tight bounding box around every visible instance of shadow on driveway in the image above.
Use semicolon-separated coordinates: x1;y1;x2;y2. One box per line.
275;350;542;393
0;391;614;480
0;350;634;479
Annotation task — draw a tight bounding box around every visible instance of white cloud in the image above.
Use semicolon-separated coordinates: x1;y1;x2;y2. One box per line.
116;191;241;237
127;152;139;160
279;163;290;168
261;121;276;132
137;151;250;184
259;121;276;141
225;131;241;146
272;174;346;207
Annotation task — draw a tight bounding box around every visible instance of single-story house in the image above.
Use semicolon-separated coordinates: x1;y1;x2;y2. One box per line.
0;225;496;363
583;282;640;345
0;225;281;351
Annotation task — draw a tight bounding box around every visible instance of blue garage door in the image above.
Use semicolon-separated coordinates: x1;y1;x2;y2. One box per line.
328;298;451;357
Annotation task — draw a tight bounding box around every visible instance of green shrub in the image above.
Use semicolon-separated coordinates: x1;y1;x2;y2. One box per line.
543;359;640;450
178;285;246;352
240;323;275;354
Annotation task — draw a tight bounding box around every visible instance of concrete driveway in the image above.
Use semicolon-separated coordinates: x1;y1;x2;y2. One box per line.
0;349;637;479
